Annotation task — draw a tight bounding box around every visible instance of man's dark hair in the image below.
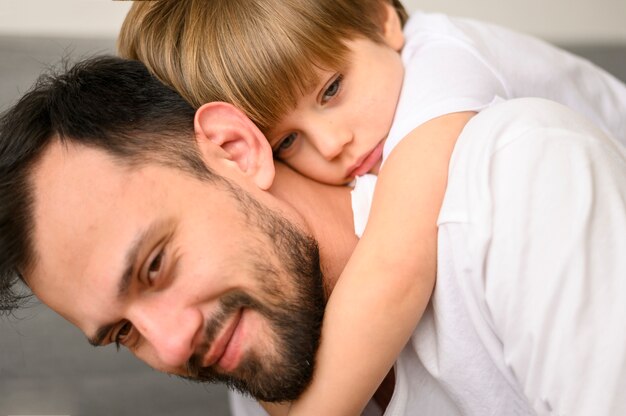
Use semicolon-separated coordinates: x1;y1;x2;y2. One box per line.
0;56;211;314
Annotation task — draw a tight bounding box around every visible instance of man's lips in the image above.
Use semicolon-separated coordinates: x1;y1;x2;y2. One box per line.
201;309;243;369
348;141;384;178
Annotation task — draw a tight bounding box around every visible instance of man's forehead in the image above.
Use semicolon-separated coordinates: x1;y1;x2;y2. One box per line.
32;141;125;235
30;142;135;283
33;140;121;194
27;141;159;323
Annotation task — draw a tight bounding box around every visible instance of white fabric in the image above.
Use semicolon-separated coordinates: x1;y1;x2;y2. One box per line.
227;389;382;416
351;174;378;238
384;11;626;162
353;98;626;415
373;13;626;414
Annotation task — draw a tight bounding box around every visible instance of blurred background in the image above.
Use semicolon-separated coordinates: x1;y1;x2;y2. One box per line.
1;1;624;415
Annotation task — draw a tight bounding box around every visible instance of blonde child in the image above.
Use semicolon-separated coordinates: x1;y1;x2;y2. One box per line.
118;0;626;414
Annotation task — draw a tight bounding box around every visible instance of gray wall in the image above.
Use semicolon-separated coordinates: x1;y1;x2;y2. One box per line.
1;0;625;43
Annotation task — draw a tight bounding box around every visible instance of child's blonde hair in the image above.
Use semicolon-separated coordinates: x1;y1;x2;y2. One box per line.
118;0;408;135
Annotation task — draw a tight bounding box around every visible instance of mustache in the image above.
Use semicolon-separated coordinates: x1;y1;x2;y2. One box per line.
186;291;263;377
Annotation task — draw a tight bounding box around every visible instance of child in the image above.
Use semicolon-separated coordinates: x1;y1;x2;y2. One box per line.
118;0;626;414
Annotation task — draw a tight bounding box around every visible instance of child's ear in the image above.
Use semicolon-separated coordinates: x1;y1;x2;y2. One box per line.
381;1;404;51
194;102;275;190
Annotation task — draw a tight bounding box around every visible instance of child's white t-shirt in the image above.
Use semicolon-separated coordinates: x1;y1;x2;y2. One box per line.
383;10;626;168
354;10;626;237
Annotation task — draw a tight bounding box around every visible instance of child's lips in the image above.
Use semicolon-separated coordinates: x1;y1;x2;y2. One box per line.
348;141;384;178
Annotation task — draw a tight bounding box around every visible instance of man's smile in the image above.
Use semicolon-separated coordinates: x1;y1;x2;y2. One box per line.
201;308;244;371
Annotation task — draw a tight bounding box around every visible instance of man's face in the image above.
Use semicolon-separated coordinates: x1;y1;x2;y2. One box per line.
27;140;325;401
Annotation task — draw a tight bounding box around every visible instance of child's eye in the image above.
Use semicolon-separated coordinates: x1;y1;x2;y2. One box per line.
321;74;343;104
274;133;298;157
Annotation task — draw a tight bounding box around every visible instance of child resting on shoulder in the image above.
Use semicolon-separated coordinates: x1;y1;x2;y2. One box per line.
118;0;626;414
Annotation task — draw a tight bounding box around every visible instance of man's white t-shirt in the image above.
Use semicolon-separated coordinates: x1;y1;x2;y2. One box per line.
352;98;626;415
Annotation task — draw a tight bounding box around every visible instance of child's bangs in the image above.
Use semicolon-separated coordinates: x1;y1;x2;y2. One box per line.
234;31;351;134
119;0;387;135
197;9;353;135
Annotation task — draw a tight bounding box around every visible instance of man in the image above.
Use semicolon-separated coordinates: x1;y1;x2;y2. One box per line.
1;57;625;415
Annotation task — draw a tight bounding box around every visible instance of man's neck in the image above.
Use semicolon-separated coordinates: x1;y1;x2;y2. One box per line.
270;164;358;293
271;165;396;411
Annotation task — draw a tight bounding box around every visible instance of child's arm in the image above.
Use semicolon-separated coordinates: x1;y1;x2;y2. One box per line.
284;111;476;416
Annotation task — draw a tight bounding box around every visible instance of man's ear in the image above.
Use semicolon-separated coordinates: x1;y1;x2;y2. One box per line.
194;102;275;190
381;1;404;51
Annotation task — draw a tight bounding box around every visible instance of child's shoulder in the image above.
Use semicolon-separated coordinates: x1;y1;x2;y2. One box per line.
403;11;469;39
403;10;515;47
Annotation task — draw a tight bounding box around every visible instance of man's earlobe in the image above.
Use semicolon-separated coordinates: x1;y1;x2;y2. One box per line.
194;102;275;190
381;2;404;51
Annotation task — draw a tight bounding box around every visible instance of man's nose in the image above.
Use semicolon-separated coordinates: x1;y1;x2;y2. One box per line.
311;121;353;161
129;298;203;369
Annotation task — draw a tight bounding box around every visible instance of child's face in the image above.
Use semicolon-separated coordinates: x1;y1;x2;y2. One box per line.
267;37;404;185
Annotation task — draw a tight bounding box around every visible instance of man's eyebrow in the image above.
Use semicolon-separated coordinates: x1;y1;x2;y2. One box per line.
87;220;169;347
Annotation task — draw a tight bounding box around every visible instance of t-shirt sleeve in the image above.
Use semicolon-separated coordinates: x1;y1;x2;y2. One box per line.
385;38;509;155
478;101;626;416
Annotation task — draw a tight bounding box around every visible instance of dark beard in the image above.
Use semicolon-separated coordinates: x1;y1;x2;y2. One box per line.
183;185;326;402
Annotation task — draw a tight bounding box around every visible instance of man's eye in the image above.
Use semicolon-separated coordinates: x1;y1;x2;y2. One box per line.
114;321;133;350
147;251;164;283
321;75;343;103
274;133;298;157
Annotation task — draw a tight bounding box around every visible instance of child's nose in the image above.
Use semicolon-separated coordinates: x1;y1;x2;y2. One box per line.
315;126;353;161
